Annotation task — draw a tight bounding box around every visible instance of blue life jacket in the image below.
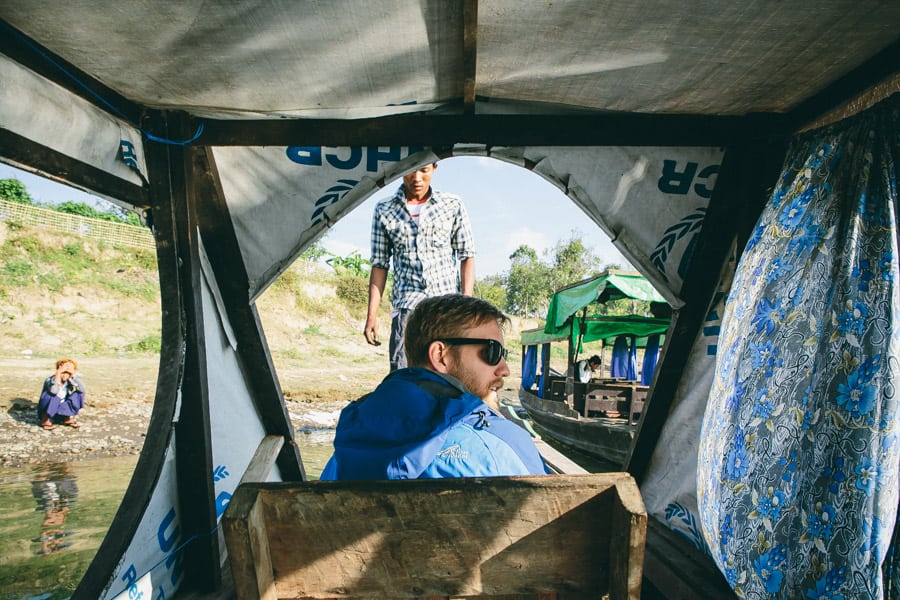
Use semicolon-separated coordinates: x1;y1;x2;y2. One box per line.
320;368;549;480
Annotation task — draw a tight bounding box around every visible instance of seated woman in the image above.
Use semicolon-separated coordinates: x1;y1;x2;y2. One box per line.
37;358;85;430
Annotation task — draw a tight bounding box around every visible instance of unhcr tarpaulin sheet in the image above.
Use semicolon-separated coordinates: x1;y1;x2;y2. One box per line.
209;145;722;301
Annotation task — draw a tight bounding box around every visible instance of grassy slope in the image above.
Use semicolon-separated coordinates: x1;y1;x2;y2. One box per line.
0;221;538;407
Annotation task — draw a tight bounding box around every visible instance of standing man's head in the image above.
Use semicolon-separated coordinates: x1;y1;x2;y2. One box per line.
404;294;510;400
402;162;438;202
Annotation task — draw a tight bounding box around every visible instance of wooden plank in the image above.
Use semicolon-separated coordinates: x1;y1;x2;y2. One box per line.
222;486;276;600
643;519;734;600
609;480;648;600
532;439;589;475
191;147;305;481
0;128;149;209
168;112;222;593
197;113;783;148
72;110;185;600
239;435;284;485
236;475;639;599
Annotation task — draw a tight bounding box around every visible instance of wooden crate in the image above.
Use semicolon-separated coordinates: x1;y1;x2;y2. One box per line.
585;384;647;425
223;474;647;600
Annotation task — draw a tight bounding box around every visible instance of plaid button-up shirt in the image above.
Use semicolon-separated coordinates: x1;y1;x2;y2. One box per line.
370;185;475;310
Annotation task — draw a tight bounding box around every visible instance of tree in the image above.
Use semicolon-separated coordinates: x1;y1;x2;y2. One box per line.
505;244;552;317
474;274;507;309
548;231;600;290
56;200;100;218
56;200;143;226
299;240;330;263
0;178;33;204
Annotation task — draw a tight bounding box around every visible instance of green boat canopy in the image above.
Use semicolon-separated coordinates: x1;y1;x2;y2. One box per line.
543;271;667;335
520;272;670;349
521;315;669;347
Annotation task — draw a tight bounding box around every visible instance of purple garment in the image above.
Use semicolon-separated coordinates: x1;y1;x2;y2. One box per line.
641;334;661;385
610;335;638;380
37;376;84;420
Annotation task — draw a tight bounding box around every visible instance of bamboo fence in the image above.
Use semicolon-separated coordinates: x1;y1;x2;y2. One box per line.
0;198;155;251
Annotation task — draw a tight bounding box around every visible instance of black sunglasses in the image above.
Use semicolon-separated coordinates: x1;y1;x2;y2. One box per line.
438;338;508;366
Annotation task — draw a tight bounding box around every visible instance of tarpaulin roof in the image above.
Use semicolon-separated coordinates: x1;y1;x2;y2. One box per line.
1;2;897;119
544;271;667;334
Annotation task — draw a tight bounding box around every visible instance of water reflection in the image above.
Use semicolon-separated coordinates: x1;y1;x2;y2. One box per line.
0;434;334;600
0;404;592;599
31;463;78;557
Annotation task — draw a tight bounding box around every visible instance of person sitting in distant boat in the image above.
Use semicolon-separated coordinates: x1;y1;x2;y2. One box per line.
37;358;85;430
321;294;550;480
576;354;602;383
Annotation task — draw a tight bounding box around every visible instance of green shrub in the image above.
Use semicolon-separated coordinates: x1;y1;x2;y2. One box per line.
335;273;368;307
125;333;161;353
302;324;325;337
82;334;110;354
37;271;66;292
2;260;36;284
12;236;40;253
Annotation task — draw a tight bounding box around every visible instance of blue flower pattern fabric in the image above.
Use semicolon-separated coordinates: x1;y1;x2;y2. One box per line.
698;97;900;599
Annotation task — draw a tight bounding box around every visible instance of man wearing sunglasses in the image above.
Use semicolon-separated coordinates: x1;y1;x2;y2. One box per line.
322;294;549;480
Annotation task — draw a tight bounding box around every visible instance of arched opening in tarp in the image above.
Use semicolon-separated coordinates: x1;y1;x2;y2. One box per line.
97;143;720;600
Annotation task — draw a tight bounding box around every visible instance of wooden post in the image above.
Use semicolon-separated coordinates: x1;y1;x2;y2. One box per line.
565;320;576;409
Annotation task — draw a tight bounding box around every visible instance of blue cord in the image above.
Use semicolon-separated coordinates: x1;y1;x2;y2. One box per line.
145;122;206;146
108;523;221;598
1;19;205;146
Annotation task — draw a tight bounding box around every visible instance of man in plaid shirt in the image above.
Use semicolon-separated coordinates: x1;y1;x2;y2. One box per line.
365;162;476;370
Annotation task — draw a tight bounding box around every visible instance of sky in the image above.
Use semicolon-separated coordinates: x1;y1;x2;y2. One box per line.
0;157;628;277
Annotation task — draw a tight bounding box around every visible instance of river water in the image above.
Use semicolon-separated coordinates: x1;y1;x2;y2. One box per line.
0;434;334;600
0;402;608;600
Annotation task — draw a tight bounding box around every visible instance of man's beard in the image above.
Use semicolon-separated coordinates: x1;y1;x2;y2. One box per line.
451;367;502;401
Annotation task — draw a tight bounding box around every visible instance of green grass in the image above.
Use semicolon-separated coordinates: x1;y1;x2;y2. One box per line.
302;324;326;337
125;333;162;353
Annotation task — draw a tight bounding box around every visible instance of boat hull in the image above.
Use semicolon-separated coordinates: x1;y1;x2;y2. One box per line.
519;387;635;467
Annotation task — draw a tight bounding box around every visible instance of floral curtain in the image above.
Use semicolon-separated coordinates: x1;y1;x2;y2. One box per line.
698;95;900;598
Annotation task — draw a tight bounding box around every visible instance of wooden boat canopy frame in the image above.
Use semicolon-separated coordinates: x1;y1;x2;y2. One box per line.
1;3;899;598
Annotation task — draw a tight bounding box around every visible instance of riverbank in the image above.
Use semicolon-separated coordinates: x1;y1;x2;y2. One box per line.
0;355;382;468
0;353;525;468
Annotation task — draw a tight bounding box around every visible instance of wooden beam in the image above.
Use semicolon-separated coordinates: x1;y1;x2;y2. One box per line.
626;138;787;483
0;128;148;208
191;146;305;481
72;112;189;600
462;0;478;114
0;19;142;126
643;518;734;599
196;112;785;148
169;111;222;594
785;37;900;130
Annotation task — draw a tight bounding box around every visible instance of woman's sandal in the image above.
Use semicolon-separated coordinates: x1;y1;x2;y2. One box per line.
62;419;80;429
42;422;55;431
